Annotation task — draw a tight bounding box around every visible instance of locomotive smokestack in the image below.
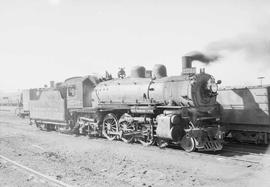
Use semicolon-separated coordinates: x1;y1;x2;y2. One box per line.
182;51;219;75
182;56;192;69
182;55;196;75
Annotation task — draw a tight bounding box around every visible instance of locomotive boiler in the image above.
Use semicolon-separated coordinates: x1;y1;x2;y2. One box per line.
91;55;224;151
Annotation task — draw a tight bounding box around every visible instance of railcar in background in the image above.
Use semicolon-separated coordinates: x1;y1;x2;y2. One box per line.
0;92;20;113
16;89;42;118
217;85;270;144
0;93;20;106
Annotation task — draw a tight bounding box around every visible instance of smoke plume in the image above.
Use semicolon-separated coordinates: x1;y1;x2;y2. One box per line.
205;27;270;64
185;23;270;67
185;22;270;86
185;51;220;64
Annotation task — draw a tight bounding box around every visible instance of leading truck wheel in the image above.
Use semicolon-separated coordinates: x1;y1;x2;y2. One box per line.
180;135;196;152
138;124;154;146
102;113;119;141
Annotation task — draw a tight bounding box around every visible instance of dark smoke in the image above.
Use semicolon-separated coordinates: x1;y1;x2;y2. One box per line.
185;51;220;64
186;23;270;66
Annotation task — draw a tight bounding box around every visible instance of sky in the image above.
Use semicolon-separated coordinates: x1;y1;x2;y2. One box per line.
1;0;270;92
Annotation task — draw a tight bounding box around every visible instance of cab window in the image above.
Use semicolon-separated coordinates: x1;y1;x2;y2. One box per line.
68;85;76;97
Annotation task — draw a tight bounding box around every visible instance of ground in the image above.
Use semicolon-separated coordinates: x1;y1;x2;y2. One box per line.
0;109;270;187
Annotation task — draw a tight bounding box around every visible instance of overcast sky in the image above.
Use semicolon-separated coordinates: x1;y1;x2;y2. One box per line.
1;0;270;91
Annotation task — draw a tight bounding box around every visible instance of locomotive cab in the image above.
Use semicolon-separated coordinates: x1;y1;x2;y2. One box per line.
65;76;99;109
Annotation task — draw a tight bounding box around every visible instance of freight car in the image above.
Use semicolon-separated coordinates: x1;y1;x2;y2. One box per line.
16;89;42;118
217;85;270;144
29;55;224;152
0;92;20;106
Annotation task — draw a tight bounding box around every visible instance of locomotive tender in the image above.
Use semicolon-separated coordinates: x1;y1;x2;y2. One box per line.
29;55;224;152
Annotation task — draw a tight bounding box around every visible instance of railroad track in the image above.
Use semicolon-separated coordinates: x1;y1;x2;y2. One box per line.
165;142;268;165
163;142;270;165
212;143;270;164
2;116;270;166
223;143;270;155
0;154;73;187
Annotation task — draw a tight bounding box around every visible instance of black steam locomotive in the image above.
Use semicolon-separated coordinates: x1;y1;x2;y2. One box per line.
29;55;224;152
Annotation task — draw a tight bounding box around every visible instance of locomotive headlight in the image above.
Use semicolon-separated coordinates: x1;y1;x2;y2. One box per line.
206;79;218;96
210;83;218;93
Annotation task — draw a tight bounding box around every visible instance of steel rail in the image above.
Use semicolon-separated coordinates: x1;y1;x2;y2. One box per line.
1;118;268;165
0;154;73;187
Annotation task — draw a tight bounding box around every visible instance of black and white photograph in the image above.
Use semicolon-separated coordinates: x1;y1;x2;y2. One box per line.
0;0;270;186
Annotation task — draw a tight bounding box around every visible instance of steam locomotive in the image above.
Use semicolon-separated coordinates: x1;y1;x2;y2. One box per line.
29;55;224;152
